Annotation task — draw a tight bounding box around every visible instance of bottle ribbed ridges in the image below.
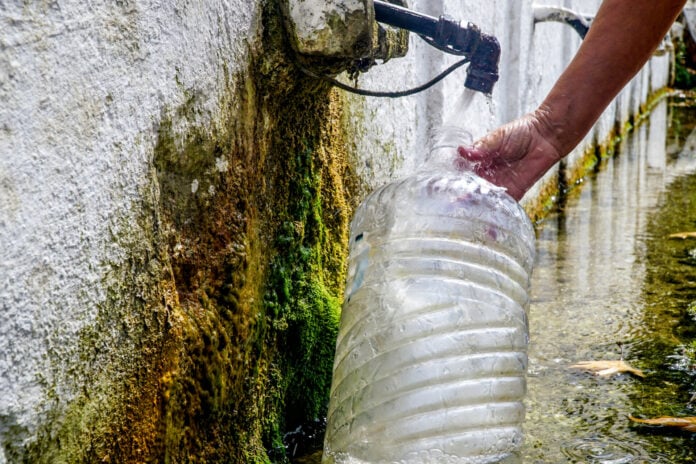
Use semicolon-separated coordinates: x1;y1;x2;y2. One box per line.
323;170;535;464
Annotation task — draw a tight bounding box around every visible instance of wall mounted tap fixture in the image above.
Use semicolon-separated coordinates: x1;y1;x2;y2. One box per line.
282;0;501;95
533;5;593;39
281;0;409;75
533;4;673;55
373;0;501;94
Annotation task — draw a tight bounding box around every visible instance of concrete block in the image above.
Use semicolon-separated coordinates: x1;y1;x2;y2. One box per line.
283;0;373;58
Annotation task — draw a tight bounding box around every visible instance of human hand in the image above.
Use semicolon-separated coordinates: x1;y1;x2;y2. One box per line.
457;110;564;201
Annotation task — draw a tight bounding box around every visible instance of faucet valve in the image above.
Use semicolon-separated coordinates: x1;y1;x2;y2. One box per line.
292;1;501;97
464;32;500;94
373;0;500;94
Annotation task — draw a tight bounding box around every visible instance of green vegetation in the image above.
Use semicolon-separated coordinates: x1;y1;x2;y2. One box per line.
674;39;696;89
633;109;696;425
144;1;358;461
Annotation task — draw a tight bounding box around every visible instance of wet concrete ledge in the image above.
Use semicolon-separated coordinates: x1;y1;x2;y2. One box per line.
522;88;676;224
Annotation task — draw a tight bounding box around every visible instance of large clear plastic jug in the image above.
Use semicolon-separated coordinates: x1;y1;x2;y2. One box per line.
322;130;536;464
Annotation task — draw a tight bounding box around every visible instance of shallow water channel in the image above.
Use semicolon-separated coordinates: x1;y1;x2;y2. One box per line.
522;97;696;463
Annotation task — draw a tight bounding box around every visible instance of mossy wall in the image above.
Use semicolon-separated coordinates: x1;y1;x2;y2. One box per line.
18;1;358;463
2;1;679;462
150;2;359;462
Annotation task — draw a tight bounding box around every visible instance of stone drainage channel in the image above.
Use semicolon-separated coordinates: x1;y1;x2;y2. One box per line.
523;96;696;463
291;96;696;463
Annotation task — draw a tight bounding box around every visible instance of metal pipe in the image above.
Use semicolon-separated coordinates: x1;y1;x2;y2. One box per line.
373;0;438;39
533;5;592;39
372;0;501;94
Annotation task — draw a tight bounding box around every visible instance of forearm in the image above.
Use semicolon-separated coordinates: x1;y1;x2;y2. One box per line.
538;0;685;156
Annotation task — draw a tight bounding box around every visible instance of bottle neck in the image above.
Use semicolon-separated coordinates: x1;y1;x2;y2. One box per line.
425;125;473;171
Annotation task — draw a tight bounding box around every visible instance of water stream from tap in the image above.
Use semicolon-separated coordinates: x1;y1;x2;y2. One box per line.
425;88;479;170
439;87;498;152
443;87;478;128
485;93;498;129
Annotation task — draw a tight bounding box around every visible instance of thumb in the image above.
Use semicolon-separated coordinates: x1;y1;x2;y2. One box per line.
457;131;503;165
456;144;488;161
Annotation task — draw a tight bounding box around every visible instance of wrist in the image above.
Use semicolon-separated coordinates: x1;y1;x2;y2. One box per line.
529;106;566;166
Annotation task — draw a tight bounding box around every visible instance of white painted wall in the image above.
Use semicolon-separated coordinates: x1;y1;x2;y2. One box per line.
0;1;258;460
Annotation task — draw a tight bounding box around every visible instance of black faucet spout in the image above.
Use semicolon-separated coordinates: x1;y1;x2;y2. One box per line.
464;32;500;95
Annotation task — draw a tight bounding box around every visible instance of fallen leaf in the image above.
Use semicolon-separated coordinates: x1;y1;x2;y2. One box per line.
569;360;645;378
668;231;696;240
628;415;696;432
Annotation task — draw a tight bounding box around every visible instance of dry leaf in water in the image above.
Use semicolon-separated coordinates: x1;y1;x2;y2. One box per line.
629;415;696;432
668;231;696;240
569;360;645;378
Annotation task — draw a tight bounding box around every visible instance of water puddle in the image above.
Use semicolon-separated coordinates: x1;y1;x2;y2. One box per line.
523;97;696;463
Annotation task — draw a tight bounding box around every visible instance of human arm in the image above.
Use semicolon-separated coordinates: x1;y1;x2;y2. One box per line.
459;0;686;200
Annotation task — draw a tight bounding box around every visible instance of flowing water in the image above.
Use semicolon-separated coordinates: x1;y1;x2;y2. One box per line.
522;97;696;463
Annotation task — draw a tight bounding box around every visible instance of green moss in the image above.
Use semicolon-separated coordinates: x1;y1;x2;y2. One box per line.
23;191;179;463
146;1;355;462
674;39;696;89
254;74;353;460
262;145;342;431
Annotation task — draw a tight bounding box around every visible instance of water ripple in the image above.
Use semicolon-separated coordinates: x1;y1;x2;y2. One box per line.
560;436;666;463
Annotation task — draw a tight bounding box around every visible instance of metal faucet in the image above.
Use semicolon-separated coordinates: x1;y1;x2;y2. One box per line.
533;5;593;39
373;0;501;94
533;5;671;54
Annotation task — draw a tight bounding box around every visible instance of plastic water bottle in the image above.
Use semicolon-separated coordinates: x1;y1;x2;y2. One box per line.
322;128;536;464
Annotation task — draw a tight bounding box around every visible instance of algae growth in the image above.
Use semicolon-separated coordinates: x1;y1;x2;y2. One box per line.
149;4;359;461
632;101;696;418
148;0;363;461
19;0;360;462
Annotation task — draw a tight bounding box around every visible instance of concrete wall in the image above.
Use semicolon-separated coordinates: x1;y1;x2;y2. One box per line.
0;0;674;461
1;1;262;461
